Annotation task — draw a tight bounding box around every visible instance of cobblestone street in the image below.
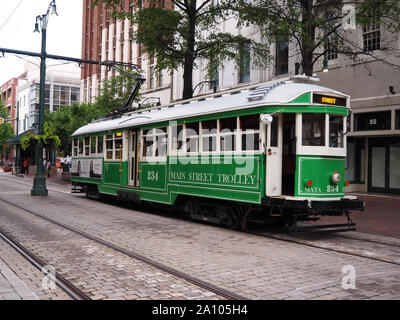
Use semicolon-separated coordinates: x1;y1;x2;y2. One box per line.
0;173;399;300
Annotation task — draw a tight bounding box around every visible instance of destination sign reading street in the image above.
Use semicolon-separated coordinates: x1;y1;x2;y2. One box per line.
313;94;347;107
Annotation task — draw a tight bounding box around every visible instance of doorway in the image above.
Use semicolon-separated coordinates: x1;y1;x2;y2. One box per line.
128;130;139;187
282;114;296;196
369;137;400;194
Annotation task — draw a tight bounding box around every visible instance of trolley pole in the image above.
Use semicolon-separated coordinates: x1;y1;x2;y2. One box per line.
31;0;58;196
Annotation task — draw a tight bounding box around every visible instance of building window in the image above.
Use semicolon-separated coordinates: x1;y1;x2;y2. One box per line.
354;111;391;131
363;18;380;51
149;66;155;89
346;138;365;183
275;35;289;76
324;38;338;61
209;63;219;90
157;71;163;87
302;114;326;146
239;42;251;83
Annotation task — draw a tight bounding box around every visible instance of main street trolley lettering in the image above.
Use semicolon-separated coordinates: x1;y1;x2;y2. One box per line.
71;77;364;229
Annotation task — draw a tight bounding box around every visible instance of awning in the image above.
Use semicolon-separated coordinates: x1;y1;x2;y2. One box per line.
6;130;33;145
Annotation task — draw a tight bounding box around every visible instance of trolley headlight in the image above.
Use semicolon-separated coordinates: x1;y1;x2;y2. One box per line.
331;171;341;185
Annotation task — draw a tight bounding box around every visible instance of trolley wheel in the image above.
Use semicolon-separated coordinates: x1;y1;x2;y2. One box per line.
219;204;241;230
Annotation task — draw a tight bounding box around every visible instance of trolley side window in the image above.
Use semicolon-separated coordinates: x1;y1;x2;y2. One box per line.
105;134;114;159
73;138;78;156
302;114;326;146
90;137;97;154
186;122;199;153
155;127;168;157
329;115;344;148
78;137;84;155
240;114;260;151
220;117;237;152
97;136;104;154
84;137;90;156
172;125;184;152
201;120;217;152
142;129;154;157
114;133;123;159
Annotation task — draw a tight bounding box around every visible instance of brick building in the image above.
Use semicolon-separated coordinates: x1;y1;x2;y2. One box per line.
81;0;173;106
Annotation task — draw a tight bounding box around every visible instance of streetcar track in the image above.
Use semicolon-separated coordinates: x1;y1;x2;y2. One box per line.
0;195;247;300
3;175;400;249
0;227;90;300
1;174;400;266
0;178;400;268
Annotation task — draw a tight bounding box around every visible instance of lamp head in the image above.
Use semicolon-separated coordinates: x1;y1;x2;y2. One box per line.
51;2;58;16
34;22;40;33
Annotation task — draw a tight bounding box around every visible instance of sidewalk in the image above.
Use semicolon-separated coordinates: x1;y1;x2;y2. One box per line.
0;242;39;300
311;193;400;239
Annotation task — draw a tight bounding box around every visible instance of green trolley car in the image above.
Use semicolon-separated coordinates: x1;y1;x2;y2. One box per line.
71;76;364;230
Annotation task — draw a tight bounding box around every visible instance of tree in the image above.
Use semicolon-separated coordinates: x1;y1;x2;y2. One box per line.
95;68;143;114
93;0;272;100
0;101;15;161
233;0;400;76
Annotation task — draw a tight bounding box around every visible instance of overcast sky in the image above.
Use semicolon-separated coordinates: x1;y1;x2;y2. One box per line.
0;0;82;85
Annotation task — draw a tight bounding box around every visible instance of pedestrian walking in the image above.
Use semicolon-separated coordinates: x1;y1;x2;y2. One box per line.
46;160;52;177
23;158;29;174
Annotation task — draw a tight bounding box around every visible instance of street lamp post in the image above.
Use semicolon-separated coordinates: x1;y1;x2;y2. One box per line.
31;0;57;196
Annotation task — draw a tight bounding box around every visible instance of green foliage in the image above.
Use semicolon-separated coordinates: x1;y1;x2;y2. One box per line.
0;100;15;157
95;69;142;114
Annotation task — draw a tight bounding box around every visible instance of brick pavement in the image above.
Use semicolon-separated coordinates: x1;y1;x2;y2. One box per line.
0;173;399;300
0;199;222;300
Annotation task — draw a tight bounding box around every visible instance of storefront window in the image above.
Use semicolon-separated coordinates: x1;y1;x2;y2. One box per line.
345;138;365;183
302;114;325;146
395;110;400;130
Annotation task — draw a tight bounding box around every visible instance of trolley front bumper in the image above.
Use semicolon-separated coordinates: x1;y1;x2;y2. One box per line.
262;197;365;215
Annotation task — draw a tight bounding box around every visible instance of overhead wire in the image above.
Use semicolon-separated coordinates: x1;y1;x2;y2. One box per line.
0;0;24;33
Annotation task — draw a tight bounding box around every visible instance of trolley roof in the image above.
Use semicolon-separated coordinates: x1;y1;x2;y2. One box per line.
72;78;349;137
